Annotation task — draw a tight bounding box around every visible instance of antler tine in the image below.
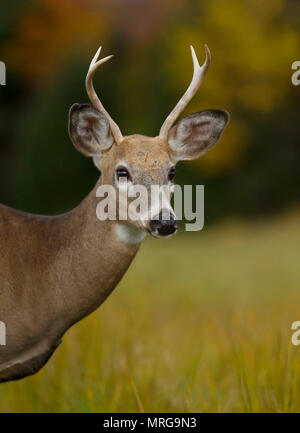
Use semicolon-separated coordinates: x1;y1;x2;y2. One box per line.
86;46;123;145
159;45;211;140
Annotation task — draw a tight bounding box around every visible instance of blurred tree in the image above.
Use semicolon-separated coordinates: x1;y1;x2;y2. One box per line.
2;0;110;83
163;0;299;173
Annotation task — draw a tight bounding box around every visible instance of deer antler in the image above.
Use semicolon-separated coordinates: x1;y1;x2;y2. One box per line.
86;46;123;145
159;45;211;140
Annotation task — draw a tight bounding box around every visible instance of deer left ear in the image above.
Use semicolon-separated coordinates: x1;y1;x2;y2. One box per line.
167;109;230;162
68;103;114;157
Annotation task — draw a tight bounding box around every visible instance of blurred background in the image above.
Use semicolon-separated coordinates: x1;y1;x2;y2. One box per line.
0;0;300;413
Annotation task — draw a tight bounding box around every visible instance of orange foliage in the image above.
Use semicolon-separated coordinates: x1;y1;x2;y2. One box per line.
2;0;110;81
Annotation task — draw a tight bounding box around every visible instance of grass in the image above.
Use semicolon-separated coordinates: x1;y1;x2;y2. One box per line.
0;210;300;412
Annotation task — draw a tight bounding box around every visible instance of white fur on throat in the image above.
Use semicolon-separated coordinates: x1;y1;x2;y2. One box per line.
115;223;146;245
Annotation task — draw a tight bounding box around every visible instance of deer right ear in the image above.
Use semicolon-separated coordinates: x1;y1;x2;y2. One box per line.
68;103;114;157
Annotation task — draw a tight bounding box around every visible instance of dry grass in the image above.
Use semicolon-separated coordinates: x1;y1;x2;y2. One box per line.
1;211;300;412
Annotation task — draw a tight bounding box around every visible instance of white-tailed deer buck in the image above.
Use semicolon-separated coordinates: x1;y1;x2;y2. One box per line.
0;45;229;382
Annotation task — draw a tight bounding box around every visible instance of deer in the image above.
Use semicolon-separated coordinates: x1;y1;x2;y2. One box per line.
0;45;229;383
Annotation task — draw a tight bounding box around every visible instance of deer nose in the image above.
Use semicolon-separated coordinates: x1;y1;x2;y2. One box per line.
149;211;178;236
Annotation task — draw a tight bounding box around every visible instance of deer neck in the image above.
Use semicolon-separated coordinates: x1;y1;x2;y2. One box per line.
53;176;146;331
0;176;146;373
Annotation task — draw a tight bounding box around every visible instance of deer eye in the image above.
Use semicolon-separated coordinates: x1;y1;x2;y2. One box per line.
116;167;131;181
168;167;176;182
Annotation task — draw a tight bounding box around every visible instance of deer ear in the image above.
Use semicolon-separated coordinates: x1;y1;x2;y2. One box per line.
68;103;114;157
168;109;230;162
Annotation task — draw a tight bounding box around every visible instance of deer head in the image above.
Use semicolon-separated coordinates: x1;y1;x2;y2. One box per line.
68;46;229;239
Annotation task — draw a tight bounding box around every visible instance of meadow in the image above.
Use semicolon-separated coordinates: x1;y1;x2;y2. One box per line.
0;210;300;413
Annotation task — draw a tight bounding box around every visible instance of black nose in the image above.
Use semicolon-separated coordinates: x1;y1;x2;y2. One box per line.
149;211;178;236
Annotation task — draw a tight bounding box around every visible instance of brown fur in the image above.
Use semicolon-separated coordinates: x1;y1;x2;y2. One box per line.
0;134;175;382
0;176;140;382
